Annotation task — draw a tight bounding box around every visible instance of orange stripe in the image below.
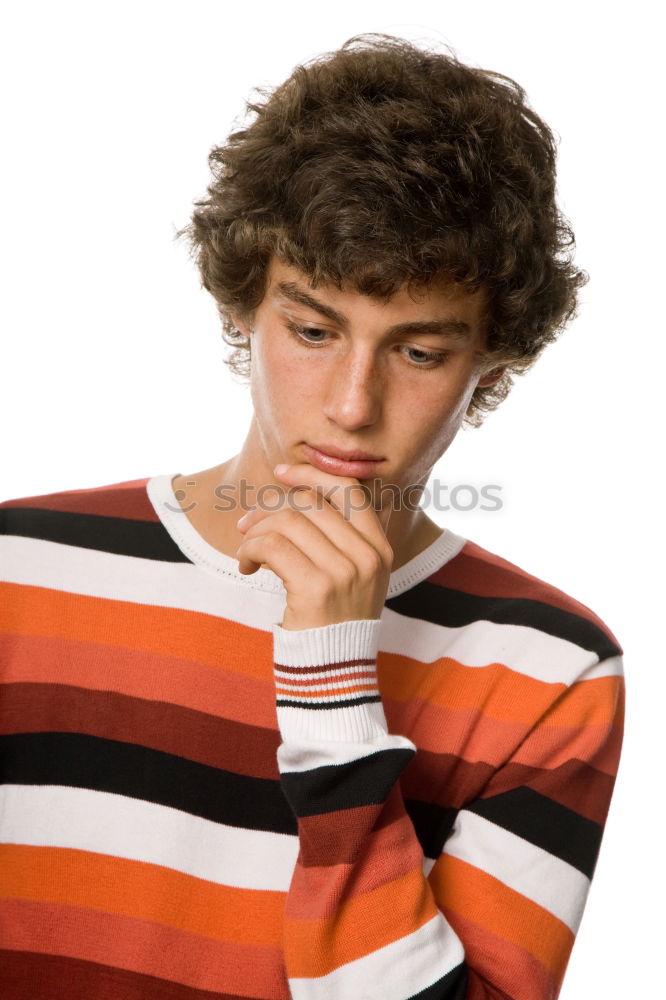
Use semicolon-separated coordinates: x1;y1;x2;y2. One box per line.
0;582;275;682
289;814;424;912
511;718;624;774
0;631;279;733
275;682;377;699
439;905;559;1000
0;897;288;997
2;584;622;728
540;675;623;727
386;696;533;765
379;653;561;721
2;584;621;725
0;844;284;949
429;854;573;979
0;652;623;806
0;631;622;778
283;865;439;977
379;652;621;726
385;687;622;778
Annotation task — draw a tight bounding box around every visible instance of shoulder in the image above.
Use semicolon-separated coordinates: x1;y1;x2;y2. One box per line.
0;475;174;562
453;537;619;644
0;475;157;526
392;533;623;678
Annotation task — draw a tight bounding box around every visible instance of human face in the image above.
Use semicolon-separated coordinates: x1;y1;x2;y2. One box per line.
234;256;496;516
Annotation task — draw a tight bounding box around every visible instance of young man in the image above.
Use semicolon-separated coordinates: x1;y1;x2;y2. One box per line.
0;33;624;1000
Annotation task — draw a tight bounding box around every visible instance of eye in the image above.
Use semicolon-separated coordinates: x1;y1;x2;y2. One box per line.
402;346;450;368
286;322;329;346
285;322;450;369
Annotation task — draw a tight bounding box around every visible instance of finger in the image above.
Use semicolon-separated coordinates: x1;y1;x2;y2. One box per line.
237;493;365;577
274;464;393;560
236;529;327;597
239;485;393;575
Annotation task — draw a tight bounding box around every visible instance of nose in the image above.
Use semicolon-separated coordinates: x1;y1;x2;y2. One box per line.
321;349;385;429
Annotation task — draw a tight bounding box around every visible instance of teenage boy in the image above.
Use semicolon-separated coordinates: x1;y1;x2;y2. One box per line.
0;33;624;1000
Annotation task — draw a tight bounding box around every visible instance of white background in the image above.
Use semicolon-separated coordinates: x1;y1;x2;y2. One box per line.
1;1;662;996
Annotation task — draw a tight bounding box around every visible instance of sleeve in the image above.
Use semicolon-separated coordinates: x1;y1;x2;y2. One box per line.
271;619;625;1000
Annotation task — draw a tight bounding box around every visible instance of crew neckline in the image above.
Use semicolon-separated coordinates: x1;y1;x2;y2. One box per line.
146;472;467;598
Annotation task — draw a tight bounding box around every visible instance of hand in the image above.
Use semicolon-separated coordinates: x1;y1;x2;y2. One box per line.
235;464;394;630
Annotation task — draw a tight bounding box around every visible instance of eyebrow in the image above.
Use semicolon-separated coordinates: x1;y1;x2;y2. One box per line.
273;281;473;342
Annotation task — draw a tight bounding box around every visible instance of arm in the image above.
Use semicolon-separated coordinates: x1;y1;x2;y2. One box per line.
272;619;624;1000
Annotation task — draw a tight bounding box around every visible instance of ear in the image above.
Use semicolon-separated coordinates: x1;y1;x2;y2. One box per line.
230;313;253;339
476;366;505;389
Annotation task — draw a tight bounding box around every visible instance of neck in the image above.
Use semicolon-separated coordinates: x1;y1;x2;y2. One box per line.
171;452;443;574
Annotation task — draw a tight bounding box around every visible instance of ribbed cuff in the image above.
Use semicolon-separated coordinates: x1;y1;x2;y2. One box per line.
271;618;389;743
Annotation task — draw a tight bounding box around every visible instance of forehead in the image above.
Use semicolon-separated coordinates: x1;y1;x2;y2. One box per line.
265;257;490;328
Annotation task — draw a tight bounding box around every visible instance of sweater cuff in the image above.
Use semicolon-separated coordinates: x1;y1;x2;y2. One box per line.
271;618;389;743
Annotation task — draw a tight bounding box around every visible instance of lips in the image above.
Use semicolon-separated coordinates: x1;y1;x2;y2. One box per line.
301;444;385;479
306;443;385;461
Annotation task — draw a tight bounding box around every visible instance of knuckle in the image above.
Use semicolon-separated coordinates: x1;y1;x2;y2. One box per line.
311;574;334;600
337;558;358;586
284;506;305;524
263;531;282;548
359;547;383;575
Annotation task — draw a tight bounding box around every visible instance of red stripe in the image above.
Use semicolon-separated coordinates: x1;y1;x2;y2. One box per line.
275;658;375;674
0;898;288;997
0;479;157;521
0;632;280;740
274;669;377;686
0;949;248;1000
0;680;282;779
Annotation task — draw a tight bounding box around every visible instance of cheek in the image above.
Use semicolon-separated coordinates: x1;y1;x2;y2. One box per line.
396;379;474;472
250;340;315;415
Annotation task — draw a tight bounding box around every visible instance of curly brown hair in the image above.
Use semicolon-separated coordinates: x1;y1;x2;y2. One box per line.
176;32;588;428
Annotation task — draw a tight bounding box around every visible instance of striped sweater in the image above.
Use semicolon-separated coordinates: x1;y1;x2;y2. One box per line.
0;472;625;1000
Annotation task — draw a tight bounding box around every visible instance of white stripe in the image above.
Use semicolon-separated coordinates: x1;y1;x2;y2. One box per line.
276;726;416;774
578;654;624;680
443;809;590;932
423;856;436;877
147;472;469;602
0;784;298;891
275;677;379;694
0;533;286;625
274;666;378;681
0;534;619;687
288;911;464;1000
381;606;621;685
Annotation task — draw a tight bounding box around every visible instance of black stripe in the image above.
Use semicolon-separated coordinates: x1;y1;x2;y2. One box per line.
387;581;621;661
276;694;381;710
468;785;602;878
0;506;190;563
0;732;297;835
405;798;459;860
408;961;469;999
279;746;415;818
